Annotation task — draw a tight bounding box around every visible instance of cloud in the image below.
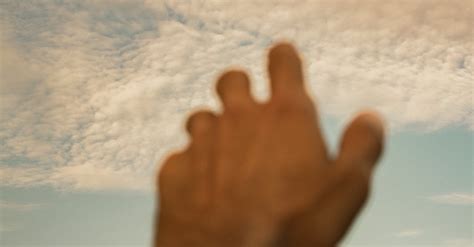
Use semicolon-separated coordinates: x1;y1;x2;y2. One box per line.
428;193;474;205
0;201;43;211
442;238;473;247
0;165;150;191
50;163;152;191
0;0;472;190
0;38;41;116
0;223;18;232
394;229;423;238
0;201;44;234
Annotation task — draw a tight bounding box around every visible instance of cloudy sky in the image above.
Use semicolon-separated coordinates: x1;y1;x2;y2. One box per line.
0;0;472;246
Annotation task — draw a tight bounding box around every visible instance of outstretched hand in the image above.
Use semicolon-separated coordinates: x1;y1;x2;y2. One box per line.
155;43;384;246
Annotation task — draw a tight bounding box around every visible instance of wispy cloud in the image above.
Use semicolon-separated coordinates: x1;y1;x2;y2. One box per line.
0;223;18;232
442;238;473;247
394;229;423;238
0;201;43;211
0;165;151;191
428;193;474;205
0;0;471;190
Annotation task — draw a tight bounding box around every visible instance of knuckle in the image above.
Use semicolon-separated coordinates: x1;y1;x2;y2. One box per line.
224;100;253;114
269;95;314;117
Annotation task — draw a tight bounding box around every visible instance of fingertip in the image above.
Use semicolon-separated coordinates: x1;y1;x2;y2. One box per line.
337;110;386;170
268;42;305;96
351;110;385;143
216;70;251;99
185;110;217;137
269;42;299;60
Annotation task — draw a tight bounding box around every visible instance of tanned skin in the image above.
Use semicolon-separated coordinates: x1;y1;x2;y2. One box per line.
155;42;385;247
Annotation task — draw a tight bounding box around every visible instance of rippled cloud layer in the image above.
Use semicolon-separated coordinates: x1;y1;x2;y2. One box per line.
1;0;472;190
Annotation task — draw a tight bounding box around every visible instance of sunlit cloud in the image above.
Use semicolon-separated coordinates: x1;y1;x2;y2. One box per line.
394;229;423;238
0;201;43;211
442;238;473;247
0;0;471;191
428;193;474;205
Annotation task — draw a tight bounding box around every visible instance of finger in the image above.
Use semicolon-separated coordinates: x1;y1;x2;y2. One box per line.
216;70;256;111
158;151;190;207
268;42;305;97
185;110;217;206
186;110;218;138
336;110;385;174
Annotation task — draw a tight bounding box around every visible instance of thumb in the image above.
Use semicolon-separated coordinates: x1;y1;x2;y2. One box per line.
336;110;385;176
313;110;385;242
276;111;385;246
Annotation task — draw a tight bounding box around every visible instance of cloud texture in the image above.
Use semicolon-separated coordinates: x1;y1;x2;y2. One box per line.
394;229;423;238
428;193;474;205
0;201;43;211
0;0;472;190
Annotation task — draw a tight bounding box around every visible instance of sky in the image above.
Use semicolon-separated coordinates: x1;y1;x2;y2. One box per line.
0;0;472;246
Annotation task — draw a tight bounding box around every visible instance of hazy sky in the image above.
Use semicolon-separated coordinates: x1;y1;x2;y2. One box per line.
0;0;472;246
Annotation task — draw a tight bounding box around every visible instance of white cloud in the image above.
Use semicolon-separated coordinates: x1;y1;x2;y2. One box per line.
0;0;472;190
394;229;423;238
429;193;474;205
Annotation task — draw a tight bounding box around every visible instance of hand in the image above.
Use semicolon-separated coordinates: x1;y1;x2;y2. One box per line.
155;42;384;246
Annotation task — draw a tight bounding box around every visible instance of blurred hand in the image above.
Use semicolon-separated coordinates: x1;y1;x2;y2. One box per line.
155;42;384;247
